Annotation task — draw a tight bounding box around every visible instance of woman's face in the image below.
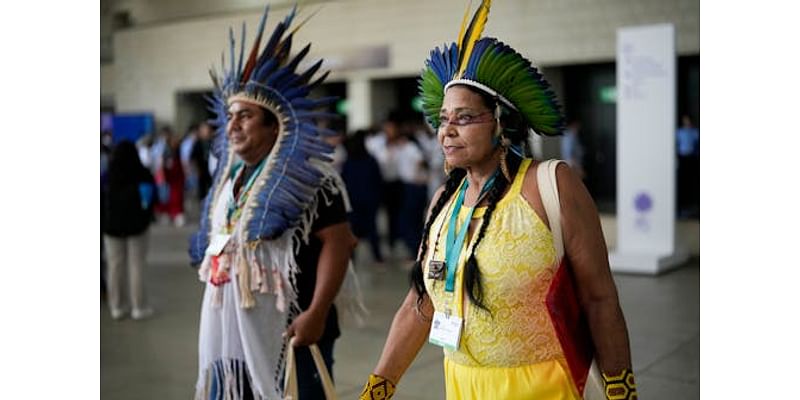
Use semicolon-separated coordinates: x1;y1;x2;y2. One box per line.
438;85;497;169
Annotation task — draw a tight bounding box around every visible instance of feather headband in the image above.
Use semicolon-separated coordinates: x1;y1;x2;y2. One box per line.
189;4;337;265
419;0;564;137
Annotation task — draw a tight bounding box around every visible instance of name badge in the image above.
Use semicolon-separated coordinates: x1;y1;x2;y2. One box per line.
428;311;463;351
206;234;231;256
427;260;445;280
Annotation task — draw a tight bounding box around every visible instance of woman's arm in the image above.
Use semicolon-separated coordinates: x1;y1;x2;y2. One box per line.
361;185;446;398
521;161;632;376
554;162;632;375
371;288;434;384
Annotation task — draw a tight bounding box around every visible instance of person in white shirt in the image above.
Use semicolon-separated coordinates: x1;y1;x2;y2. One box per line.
366;111;431;261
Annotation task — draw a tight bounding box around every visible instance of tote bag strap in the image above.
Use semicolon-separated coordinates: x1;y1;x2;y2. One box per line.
283;338;337;400
536;159;566;261
537;159;606;400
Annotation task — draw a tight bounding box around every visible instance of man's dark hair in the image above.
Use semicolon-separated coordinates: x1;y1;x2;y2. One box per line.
259;107;279;127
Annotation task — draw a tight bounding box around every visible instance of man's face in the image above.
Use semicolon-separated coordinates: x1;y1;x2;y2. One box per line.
226;101;279;164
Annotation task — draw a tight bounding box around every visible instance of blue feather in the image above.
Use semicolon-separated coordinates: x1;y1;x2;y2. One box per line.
283;4;298;27
290;59;323;86
282;85;310;100
252;58;279;83
259;21;287;65
237;22;246;79
291;96;337;109
229;28;236;80
265;66;294;88
307;70;330;90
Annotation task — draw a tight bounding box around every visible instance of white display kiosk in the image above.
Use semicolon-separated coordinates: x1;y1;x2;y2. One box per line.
609;24;688;274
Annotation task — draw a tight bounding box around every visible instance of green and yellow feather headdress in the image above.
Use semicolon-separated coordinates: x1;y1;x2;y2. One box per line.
419;0;564;136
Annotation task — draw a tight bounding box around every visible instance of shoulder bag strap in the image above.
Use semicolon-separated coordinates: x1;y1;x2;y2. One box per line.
536;159;566;261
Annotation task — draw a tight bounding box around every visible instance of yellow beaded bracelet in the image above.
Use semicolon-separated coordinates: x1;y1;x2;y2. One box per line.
359;373;396;400
602;368;638;400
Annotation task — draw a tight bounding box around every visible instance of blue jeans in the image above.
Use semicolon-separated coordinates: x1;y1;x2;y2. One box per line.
208;338;335;399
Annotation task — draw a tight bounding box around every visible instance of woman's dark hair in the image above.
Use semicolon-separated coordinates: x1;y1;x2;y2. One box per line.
107;140;149;187
411;84;525;313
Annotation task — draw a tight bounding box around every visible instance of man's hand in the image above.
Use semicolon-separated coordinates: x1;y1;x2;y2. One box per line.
285;308;327;346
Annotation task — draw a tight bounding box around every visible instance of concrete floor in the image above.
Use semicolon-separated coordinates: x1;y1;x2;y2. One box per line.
101;218;699;399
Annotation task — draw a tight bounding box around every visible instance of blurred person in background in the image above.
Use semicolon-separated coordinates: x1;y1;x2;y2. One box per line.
100;131;114;169
395;122;429;264
561;119;585;180
180;123;199;198
188;7;362;399
325;128;347;173
366;110;426;260
154;126;186;226
102;140;156;320
190;121;214;202
100;131;113;296
676;114;700;218
410;116;445;204
360;2;636;399
342;129;385;266
136;133;154;169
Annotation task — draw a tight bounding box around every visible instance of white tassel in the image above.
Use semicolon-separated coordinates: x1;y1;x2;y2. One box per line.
238;250;255;309
274;267;285;313
213;286;223;308
198;255;212;282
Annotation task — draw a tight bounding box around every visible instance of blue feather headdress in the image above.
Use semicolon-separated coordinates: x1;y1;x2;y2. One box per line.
419;0;564;137
189;4;338;266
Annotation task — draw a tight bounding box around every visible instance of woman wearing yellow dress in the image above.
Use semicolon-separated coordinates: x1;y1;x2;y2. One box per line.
359;2;637;399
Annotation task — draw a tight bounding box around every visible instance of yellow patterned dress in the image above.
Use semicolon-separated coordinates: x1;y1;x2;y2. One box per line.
423;159;581;399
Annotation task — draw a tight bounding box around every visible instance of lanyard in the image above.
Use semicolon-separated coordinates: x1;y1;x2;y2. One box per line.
227;159;266;227
444;171;497;293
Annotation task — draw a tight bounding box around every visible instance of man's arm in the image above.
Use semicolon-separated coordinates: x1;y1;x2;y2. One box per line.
285;221;357;346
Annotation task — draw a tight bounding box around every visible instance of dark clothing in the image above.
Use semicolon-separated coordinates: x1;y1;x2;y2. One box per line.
293;185;348;343
342;154;384;262
400;182;428;253
102;167;156;237
191;138;213;201
383;180;405;248
677;155;700;218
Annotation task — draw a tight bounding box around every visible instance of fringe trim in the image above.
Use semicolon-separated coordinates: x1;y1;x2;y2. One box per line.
194;358;272;400
197;162;367;323
238;251;255;309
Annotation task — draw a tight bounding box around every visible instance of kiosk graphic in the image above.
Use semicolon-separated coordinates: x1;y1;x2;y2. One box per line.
634;191;653;232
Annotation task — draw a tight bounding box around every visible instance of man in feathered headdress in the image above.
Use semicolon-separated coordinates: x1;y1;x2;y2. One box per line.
189;5;361;399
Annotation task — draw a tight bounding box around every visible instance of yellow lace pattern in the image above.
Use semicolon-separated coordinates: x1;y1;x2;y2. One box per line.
423;159;564;367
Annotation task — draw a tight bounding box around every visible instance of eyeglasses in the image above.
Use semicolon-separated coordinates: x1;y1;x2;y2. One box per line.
438;111;495;128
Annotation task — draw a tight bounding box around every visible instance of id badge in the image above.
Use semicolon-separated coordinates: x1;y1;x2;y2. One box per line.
205;234;231;256
427;260;445;280
428;311;463;351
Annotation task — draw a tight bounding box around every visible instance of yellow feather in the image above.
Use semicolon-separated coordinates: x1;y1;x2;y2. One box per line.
456;0;492;78
289;6;323;37
456;0;474;52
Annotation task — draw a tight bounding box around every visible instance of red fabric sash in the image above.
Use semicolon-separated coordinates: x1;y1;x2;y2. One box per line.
545;258;594;393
